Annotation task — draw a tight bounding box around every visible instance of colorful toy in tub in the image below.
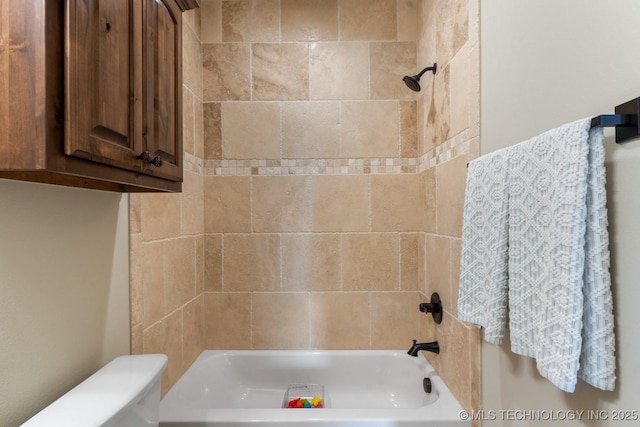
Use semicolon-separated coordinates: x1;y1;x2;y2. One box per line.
287;396;323;408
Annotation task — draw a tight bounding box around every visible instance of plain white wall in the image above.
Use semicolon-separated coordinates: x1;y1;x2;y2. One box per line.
0;179;130;426
481;1;640;425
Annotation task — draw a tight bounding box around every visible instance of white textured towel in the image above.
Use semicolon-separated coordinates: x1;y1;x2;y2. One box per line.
458;148;511;344
458;118;615;392
578;124;615;391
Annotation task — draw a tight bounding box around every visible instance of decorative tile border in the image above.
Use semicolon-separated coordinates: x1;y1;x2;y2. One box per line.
418;130;471;172
184;152;205;174
184;130;471;176
201;157;419;176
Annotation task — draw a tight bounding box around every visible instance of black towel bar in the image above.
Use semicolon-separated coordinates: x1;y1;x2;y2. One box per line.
590;97;640;143
590;114;632;128
466;96;640;169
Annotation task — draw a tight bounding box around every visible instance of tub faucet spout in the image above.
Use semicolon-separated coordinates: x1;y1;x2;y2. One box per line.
407;339;440;356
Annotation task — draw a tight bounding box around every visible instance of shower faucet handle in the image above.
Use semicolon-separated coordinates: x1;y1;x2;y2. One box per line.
419;293;443;324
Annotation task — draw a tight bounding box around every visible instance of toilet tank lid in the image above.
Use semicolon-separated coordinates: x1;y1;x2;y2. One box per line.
21;354;168;427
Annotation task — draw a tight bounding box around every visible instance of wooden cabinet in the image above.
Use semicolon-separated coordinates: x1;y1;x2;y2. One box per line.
141;0;183;182
0;0;199;192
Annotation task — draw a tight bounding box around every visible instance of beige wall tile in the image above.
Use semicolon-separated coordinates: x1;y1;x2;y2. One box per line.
371;174;424;231
140;241;165;327
417;234;426;294
281;234;341;291
416;0;436;75
281;0;338;41
418;81;439;155
416;92;426;155
400;233;420;291
341;101;399;157
469;44;480;139
142;310;183;395
449;44;470;137
370;42;416;100
468;0;479;47
203;44;251;101
469;136;479;161
282;102;340;158
164;237;197;312
130;236;144;327
469;325;481;412
400;101;417;157
422;168;437;233
183;88;195;156
415;104;431;154
182;295;204;370
425;234;451;304
201;0;222;43
204;292;252;348
371;292;420;349
205;234;223;291
204;176;251;232
203;102;222;159
435;0;468;66
183;21;203;97
309;43;369;100
310;292;369;348
311;175;369;232
222;0;280;42
181;170;204;235
339;0;397;41
252;176;312;232
222;102;280;159
140;193;181;241
397;0;418;41
252;43;309;100
432;64;450;147
342;234;399;290
253;293;310;349
132;323;143;355
435;154;468;237
435;314;473;410
194;96;205;159
195;235;205;294
223;234;281;291
129;194;142;234
183;6;202;39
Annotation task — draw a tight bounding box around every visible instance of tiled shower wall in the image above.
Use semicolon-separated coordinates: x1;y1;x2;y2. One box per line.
200;0;426;353
130;9;206;395
416;0;481;413
130;0;480;413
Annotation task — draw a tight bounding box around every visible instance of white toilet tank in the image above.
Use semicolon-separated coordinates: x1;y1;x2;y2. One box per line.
21;354;167;427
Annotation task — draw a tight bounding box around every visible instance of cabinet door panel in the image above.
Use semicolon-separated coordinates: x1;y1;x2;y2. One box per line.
65;0;143;172
142;0;182;182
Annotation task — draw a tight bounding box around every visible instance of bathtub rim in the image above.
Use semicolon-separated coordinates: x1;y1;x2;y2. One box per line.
160;349;468;425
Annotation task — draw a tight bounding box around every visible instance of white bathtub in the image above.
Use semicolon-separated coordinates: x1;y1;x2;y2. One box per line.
160;350;469;426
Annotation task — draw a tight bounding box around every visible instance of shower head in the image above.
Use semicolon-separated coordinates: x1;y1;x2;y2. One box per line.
402;63;437;92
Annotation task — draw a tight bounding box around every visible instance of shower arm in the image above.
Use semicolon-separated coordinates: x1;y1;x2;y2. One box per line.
415;64;437;78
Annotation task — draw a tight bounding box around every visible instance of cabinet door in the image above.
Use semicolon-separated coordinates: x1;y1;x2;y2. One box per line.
141;0;182;182
65;0;145;172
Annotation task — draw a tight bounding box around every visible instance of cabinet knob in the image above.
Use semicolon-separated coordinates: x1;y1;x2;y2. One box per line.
136;151;150;162
136;151;163;167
